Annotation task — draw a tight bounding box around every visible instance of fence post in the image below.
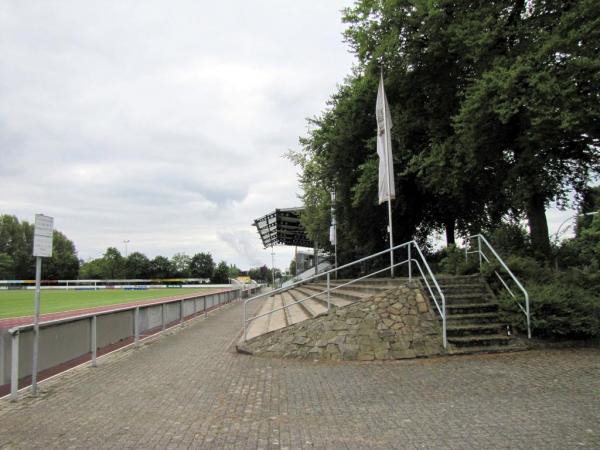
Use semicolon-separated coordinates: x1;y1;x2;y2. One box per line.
134;307;140;346
91;315;97;367
10;332;19;401
243;301;247;341
180;299;184;327
161;303;166;330
204;297;207;318
326;273;331;312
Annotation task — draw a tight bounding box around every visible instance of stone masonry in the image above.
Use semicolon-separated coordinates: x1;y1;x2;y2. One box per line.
237;282;444;360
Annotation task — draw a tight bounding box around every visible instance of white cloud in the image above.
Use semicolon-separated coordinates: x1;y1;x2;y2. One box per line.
0;0;354;270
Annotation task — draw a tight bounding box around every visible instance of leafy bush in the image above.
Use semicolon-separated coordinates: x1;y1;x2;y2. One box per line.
499;282;600;339
438;245;479;275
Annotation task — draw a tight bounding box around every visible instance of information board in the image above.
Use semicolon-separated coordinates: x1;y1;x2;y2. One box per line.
33;214;54;257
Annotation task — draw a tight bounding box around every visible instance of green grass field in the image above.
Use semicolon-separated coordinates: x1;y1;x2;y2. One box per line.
0;288;216;319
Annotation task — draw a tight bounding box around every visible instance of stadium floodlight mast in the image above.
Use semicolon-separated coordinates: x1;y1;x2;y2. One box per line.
31;214;54;396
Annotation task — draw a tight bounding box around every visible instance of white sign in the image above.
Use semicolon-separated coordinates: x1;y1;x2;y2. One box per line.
33;214;54;257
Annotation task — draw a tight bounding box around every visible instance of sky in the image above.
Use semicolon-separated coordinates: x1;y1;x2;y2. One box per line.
0;1;583;272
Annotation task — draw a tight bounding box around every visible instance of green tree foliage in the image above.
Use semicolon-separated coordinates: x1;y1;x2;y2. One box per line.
170;253;191;278
211;261;230;284
124;252;151;278
0;252;15;279
148;256;174;278
293;1;599;262
0;214;79;279
101;247;124;279
228;264;240;279
190;252;215;279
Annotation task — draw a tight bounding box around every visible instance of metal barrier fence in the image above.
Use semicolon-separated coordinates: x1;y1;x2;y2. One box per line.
3;285;262;401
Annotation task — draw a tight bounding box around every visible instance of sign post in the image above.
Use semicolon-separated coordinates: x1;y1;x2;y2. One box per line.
31;214;53;395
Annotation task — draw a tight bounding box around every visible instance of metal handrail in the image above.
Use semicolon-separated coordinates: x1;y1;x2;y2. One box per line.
243;240;447;348
465;234;531;338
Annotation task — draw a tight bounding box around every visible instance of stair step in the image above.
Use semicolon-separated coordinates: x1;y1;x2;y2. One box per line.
446;303;499;314
448;343;527;355
446;323;504;337
447;334;514;347
445;312;502;325
443;292;495;304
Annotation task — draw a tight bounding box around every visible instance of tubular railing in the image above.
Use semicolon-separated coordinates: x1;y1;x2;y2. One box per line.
243;240;447;348
465;234;531;338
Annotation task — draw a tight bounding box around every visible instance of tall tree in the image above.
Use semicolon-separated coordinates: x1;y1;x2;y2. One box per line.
189;252;215;279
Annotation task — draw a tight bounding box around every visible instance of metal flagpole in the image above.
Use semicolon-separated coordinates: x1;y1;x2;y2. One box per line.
381;71;394;277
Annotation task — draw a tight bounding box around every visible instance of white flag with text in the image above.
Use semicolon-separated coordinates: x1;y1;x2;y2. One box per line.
376;73;395;204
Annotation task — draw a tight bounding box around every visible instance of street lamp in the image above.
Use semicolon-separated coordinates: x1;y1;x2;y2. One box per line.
554;211;598;270
123;240;130;258
554;211;599;241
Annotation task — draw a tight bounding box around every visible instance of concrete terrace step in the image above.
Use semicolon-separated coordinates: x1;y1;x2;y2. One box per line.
267;295;288;334
310;282;393;295
294;286;355;308
281;291;310;325
288;288;328;317
245;295;275;340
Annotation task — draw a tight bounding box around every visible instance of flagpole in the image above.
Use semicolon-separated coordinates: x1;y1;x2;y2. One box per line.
381;71;394;277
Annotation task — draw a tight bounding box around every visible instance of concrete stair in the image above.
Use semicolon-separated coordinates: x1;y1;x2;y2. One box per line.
426;275;526;354
244;278;404;340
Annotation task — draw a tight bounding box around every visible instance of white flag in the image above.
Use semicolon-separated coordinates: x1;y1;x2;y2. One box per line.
376;73;395;204
329;224;336;246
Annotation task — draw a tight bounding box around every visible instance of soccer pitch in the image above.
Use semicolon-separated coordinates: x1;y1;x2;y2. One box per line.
0;288;218;319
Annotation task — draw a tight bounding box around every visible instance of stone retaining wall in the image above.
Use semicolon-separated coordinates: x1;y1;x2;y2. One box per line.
237;283;444;361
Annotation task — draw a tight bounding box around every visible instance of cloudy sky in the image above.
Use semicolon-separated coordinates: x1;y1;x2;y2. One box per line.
0;1;580;271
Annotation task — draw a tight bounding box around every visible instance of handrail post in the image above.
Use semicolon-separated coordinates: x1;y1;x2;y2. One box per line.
477;235;483;270
526;293;531;339
134;307;140;346
326;273;331;312
10;332;19;401
408;244;412;281
442;297;447;349
91;315;97;367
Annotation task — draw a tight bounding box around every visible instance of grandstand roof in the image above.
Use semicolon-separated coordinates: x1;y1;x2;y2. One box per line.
253;207;313;248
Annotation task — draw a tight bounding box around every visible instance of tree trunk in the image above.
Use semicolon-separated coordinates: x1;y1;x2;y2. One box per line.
445;218;456;246
526;193;551;259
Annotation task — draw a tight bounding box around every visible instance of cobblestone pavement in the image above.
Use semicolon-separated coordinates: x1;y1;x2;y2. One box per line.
0;299;598;449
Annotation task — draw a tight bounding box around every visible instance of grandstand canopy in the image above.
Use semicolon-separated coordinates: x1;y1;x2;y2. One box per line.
253;207;313;249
